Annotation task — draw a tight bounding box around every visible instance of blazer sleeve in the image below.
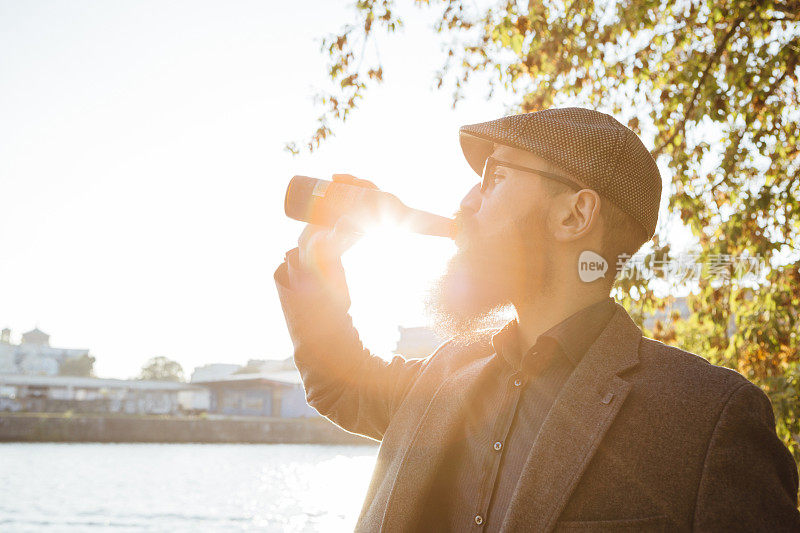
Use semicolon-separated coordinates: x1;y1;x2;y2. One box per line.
693;381;800;531
274;249;429;441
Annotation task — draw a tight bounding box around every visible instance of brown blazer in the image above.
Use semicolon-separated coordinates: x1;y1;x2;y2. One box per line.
276;263;800;532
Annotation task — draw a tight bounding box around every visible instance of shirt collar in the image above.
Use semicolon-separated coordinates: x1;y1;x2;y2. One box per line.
491;320;519;363
542;297;617;367
491;297;617;372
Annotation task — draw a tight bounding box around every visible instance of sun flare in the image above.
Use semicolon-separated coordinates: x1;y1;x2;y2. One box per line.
342;226;456;358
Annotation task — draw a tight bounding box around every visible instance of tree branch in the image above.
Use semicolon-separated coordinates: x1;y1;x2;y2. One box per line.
651;13;748;157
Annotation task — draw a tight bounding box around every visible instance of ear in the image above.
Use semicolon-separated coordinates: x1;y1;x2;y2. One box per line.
551;189;601;242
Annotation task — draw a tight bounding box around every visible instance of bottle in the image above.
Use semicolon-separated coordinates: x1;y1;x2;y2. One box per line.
284;176;455;239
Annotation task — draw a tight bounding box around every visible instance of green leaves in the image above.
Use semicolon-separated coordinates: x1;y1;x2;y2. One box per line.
284;0;401;155
296;0;800;465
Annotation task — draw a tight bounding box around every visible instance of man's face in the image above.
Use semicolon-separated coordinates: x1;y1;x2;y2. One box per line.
427;145;558;336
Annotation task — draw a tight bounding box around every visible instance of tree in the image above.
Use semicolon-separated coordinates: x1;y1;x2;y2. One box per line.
294;1;800;463
138;356;185;382
59;353;95;377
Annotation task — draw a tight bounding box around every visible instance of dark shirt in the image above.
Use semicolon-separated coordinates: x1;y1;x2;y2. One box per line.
420;298;617;530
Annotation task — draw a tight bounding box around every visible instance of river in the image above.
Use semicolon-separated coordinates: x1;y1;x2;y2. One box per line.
0;443;379;532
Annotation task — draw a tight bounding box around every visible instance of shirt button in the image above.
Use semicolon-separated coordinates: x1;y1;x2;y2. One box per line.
493;441;503;451
474;514;484;525
513;377;523;387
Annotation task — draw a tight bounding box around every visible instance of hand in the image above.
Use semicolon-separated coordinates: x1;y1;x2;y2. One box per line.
297;173;379;275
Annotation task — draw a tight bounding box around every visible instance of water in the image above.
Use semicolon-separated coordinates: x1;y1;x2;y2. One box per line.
0;443;378;532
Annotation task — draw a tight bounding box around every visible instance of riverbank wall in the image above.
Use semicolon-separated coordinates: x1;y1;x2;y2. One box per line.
0;413;372;445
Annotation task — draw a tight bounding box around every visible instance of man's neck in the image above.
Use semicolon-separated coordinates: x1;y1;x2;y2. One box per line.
513;287;610;355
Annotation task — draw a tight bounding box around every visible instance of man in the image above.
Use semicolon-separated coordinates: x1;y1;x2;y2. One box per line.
275;108;800;531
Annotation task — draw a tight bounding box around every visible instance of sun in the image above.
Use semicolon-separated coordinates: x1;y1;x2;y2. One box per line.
341;226;455;358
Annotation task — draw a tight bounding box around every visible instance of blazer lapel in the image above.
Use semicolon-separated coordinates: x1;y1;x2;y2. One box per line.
379;351;495;531
500;304;643;532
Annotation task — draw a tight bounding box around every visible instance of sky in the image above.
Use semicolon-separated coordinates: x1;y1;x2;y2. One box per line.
0;1;678;379
0;0;516;378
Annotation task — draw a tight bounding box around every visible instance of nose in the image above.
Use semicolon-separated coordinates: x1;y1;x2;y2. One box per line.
459;182;482;215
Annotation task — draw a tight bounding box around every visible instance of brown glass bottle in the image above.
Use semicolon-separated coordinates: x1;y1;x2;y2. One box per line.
284;176;455;239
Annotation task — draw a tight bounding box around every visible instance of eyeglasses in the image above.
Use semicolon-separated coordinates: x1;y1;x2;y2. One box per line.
481;156;584;192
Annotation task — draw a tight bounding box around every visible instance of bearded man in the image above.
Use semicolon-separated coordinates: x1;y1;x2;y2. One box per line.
275;108;800;531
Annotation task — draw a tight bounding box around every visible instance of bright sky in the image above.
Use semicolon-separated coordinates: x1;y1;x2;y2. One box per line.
1;1;683;379
0;0;515;378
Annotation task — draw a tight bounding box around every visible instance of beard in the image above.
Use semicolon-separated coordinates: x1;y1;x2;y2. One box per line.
425;209;552;342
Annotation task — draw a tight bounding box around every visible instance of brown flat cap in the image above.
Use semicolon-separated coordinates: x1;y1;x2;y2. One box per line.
459;107;661;238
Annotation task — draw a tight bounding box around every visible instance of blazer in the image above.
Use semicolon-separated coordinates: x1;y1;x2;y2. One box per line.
276;264;800;532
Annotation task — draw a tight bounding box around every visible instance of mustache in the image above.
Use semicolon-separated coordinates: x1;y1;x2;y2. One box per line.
452;209;466;230
452;209;477;243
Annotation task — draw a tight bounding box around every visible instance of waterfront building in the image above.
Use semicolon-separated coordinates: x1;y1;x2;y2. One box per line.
189;363;242;383
0;327;90;376
197;371;315;418
189;358;299;384
0;374;205;415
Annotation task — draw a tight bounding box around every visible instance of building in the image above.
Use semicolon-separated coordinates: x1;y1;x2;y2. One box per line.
188;358;297;384
197;371;315;418
0;374;205;415
0;329;14;374
189;363;242;383
0;327;90;376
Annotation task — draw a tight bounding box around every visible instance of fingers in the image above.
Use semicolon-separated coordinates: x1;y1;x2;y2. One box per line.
297;224;329;271
332;173;379;190
297;216;363;271
331;215;363;253
297;175;373;272
295;223;351;301
298;224;326;254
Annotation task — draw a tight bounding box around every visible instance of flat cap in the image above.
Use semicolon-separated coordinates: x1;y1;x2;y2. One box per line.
459;107;661;238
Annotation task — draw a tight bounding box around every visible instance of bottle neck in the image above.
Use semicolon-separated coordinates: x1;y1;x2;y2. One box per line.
400;206;456;239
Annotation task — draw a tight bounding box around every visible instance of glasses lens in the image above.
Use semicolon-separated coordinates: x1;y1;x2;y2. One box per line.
481;158;495;192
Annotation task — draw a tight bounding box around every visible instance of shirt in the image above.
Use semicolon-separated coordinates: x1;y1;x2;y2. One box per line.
419;297;617;530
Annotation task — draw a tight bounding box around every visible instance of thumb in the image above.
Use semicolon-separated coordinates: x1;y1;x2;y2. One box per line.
329;215;364;255
332;173;379;190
